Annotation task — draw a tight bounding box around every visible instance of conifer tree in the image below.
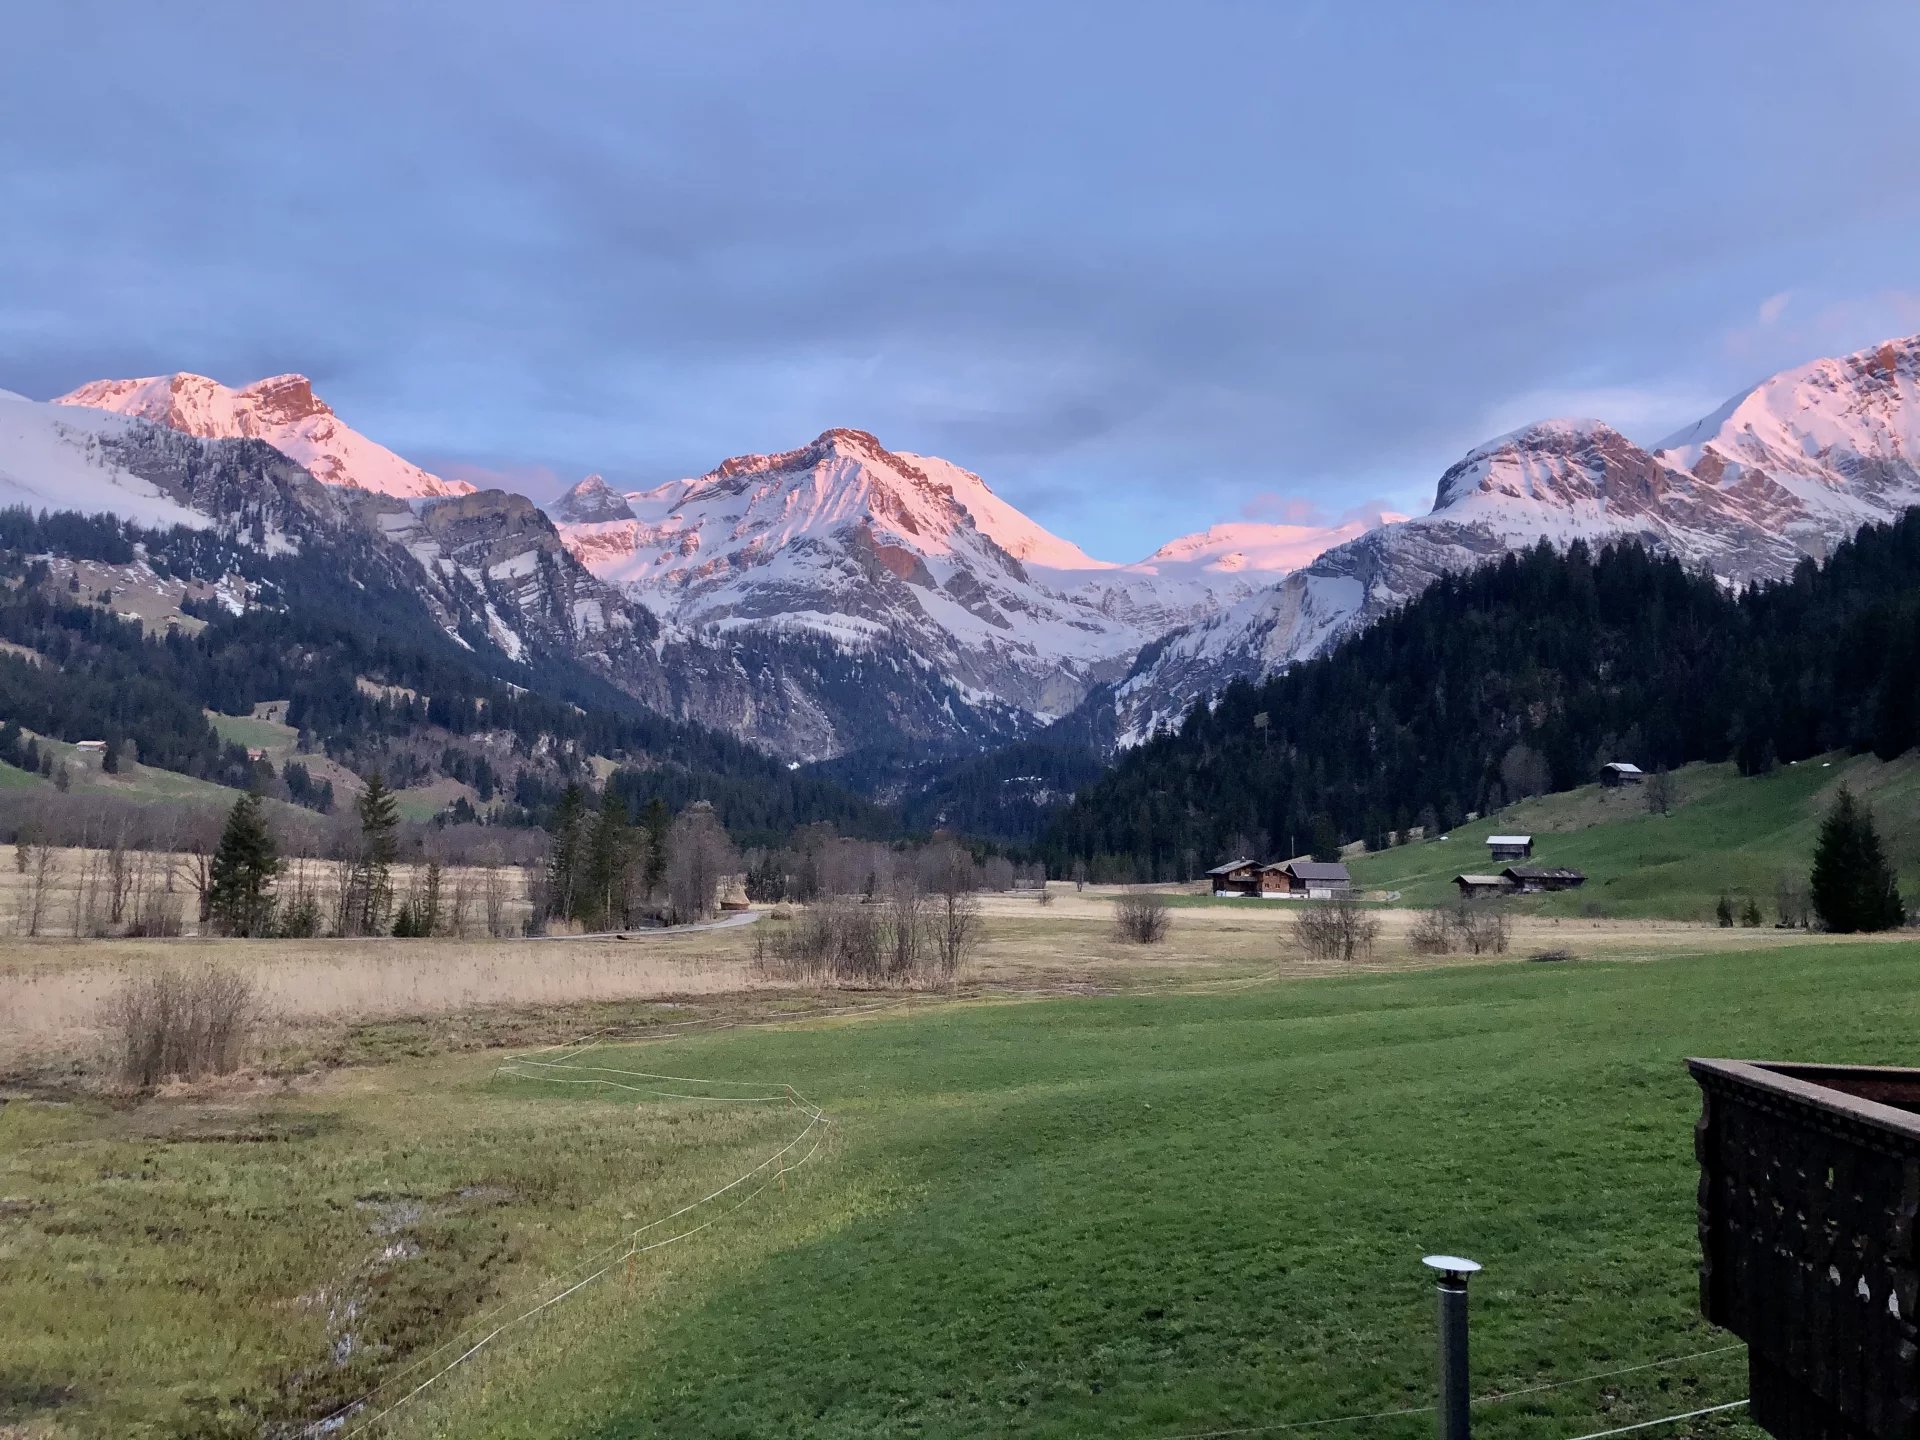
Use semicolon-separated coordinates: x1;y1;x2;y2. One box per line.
544;782;590;923
347;772;400;936
642;796;670;899
1810;786;1906;933
207;792;280;937
582;790;632;930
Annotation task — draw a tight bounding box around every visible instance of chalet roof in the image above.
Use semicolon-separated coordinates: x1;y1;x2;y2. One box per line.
1284;861;1351;882
1205;858;1255;877
1602;761;1645;775
1486;834;1532;846
1453;874;1511;886
1503;865;1585;882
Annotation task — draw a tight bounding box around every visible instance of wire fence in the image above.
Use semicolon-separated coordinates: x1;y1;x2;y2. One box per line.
301;1009;1752;1440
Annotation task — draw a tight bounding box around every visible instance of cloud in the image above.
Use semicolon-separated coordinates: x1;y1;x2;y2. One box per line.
1472;384;1730;449
1240;494;1329;525
4;3;1920;561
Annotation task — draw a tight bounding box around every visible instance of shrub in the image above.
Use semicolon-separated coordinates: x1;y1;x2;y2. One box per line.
101;965;258;1088
1452;902;1510;956
753;888;966;989
1113;891;1171;945
1530;948;1574;963
1408;907;1454;954
1295;896;1380;963
1715;894;1734;927
1405;901;1508;956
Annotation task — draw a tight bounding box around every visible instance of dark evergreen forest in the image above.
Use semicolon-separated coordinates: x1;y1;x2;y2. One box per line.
1043;510;1920;879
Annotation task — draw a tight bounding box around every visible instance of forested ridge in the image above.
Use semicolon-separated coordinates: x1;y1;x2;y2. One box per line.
1044;509;1920;879
0;507;888;841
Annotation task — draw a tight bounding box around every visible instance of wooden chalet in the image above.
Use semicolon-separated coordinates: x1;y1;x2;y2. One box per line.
1502;864;1585;893
1486;834;1533;861
1600;761;1645;786
1207;858;1352;898
1206;859;1264;897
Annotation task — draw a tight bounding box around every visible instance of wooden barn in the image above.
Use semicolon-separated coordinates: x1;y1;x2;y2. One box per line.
1453;873;1513;898
1277;860;1352;898
1486;834;1534;862
1600;761;1645;786
1502;865;1585;893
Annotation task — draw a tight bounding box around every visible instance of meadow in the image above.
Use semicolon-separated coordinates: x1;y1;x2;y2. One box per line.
1345;751;1920;920
5;903;1912;1439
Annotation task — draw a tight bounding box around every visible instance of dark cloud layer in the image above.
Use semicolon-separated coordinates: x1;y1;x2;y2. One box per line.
5;1;1920;558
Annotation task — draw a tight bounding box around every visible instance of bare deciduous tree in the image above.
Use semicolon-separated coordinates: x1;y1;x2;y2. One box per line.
1644;767;1676;816
666;803;737;924
1294;895;1380;963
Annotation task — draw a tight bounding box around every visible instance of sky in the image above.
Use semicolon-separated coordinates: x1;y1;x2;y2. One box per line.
5;2;1920;562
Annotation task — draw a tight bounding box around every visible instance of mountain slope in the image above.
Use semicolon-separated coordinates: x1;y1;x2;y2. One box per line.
58;373;476;499
1046;512;1920;880
1111;334;1920;743
0;413;892;840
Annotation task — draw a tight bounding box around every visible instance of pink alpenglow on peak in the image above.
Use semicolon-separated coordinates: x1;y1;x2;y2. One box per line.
55;373;475;499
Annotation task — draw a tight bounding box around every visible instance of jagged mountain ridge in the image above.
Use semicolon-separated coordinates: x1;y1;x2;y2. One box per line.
13;390;1028;761
31;332;1920;772
59;373;478;499
1109;333;1920;743
551;427;1382;721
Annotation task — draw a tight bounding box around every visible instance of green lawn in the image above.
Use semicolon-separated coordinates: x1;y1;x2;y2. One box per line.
389;940;1916;1440
11;941;1916;1439
205;709;298;758
1348;753;1920;921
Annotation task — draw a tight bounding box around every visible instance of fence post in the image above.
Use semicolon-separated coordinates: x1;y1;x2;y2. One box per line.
1423;1255;1481;1440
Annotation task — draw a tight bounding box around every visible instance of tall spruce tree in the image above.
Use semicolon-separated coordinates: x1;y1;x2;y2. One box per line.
348;773;400;936
544;783;590;923
642;796;670;899
582;790;633;930
1810;786;1906;933
207;792;279;937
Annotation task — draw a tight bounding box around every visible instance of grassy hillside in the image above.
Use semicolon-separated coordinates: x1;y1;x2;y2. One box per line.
1348;752;1920;921
13;937;1919;1436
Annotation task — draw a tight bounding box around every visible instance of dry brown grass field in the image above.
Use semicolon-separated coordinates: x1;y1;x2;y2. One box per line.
4;878;1878;1080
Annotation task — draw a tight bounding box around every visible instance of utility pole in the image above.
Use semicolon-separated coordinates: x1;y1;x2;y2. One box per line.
1422;1255;1481;1440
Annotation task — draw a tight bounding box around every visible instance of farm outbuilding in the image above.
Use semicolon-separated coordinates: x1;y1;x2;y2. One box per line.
1487;834;1533;861
1452;874;1513;898
1600;761;1645;786
1277;860;1352;898
1502;865;1585;893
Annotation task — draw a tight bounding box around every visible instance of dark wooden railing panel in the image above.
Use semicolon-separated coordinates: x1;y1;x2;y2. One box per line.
1691;1059;1920;1440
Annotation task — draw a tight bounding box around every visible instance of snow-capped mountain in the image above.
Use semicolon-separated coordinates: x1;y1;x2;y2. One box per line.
0;389;216;532
553;428;1380;723
11;388;1037;760
1112;334;1920;743
57;373;476;499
